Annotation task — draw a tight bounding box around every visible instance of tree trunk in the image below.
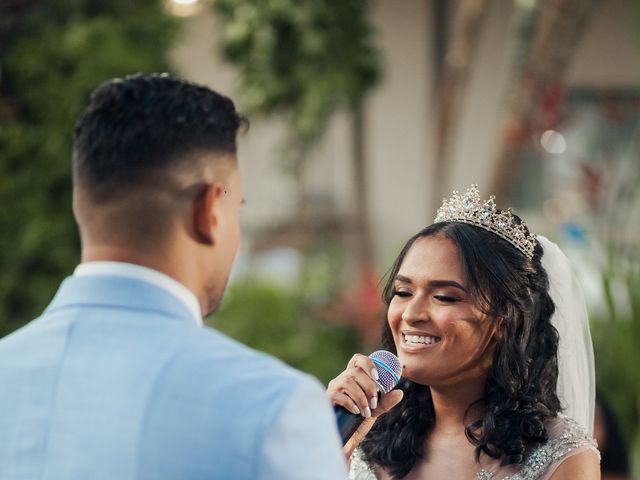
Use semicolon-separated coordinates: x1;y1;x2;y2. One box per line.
351;105;374;272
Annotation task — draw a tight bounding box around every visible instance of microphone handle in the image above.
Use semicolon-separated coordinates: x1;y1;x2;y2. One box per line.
334;404;366;446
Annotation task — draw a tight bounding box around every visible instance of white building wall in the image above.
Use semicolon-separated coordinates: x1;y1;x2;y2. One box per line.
365;0;435;262
169;8;310;232
169;2;435;266
446;0;514;195
169;0;639;267
566;0;640;87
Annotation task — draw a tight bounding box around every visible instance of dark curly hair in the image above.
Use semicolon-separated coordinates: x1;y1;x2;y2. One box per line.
73;73;247;200
360;220;561;479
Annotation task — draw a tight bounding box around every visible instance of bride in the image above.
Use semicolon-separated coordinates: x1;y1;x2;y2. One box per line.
328;185;600;479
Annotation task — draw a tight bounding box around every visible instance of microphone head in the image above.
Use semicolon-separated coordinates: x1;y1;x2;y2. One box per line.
369;350;402;394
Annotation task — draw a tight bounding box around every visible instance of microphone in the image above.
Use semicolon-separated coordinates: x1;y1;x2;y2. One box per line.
334;350;402;445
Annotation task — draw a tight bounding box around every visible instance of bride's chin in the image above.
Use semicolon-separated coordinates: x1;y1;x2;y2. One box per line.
399;365;432;385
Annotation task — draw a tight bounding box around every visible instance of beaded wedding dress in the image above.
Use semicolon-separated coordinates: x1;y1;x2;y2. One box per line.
349;414;599;480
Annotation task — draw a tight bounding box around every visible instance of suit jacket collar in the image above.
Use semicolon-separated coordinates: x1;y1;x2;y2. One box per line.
45;275;199;325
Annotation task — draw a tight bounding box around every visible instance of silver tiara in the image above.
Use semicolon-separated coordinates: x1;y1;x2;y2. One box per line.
434;184;536;259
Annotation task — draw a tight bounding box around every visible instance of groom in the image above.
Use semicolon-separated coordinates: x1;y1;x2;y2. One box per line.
0;74;347;479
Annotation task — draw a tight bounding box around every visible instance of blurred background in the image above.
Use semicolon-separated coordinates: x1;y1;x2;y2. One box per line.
1;0;639;476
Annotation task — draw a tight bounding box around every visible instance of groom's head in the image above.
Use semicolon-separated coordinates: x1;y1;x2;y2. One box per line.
72;73;247;314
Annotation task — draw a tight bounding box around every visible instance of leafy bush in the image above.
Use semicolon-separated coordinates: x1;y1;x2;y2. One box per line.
591;251;640;475
0;0;177;335
209;274;361;384
213;0;380;164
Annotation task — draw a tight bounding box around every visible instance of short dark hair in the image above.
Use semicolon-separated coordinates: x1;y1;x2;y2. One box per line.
362;220;561;478
73;73;247;198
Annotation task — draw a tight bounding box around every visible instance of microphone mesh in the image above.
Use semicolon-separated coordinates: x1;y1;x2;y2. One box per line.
369;350;402;394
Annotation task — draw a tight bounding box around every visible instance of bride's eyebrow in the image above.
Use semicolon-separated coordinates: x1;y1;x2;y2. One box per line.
394;274;412;284
395;275;467;292
429;280;467;292
394;274;468;293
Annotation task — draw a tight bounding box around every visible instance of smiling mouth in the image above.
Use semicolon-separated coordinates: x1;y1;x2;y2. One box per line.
403;333;442;345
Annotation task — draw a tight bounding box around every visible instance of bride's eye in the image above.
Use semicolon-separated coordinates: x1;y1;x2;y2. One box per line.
392;290;412;298
434;295;460;303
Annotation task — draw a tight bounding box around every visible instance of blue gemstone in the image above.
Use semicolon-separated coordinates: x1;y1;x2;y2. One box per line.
463;197;474;212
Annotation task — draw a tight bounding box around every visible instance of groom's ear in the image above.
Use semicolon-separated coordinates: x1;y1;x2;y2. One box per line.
192;182;226;246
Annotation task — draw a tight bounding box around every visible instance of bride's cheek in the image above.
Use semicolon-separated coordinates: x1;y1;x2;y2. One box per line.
387;307;402;328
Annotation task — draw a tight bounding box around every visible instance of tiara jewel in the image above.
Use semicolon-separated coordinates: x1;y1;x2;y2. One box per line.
434;184;536;259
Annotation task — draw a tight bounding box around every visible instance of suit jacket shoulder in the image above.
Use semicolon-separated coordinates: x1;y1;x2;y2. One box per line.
0;275;334;479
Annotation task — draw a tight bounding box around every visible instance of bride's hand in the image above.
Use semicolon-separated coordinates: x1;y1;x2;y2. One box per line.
327;353;404;458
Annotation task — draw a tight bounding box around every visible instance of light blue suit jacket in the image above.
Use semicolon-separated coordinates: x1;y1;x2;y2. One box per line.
0;274;347;479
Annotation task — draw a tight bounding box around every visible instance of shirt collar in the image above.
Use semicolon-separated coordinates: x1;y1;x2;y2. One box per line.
74;261;203;326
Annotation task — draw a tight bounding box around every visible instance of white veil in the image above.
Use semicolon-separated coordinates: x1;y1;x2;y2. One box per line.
537;235;596;435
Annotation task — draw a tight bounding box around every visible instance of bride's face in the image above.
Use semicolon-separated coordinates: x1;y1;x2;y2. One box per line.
387;235;500;388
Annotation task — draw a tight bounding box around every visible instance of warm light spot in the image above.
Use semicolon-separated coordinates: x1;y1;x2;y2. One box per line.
540;130;567;155
164;0;207;17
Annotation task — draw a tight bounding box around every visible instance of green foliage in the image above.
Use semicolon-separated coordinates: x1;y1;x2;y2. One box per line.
0;0;177;336
591;251;640;475
213;0;380;157
583;126;640;475
208;277;359;384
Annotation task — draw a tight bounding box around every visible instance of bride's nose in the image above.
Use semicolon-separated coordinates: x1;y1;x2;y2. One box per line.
401;295;430;325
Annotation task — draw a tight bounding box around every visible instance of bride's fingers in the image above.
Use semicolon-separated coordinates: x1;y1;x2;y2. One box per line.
348;354;379;383
328;368;379;417
374;389;404;418
330;391;361;415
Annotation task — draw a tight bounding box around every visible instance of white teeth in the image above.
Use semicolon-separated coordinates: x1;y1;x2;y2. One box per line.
404;334;440;345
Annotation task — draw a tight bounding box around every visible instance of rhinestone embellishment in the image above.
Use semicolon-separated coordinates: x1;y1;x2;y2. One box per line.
464;197;474;212
473;415;599;480
434;184;537;259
